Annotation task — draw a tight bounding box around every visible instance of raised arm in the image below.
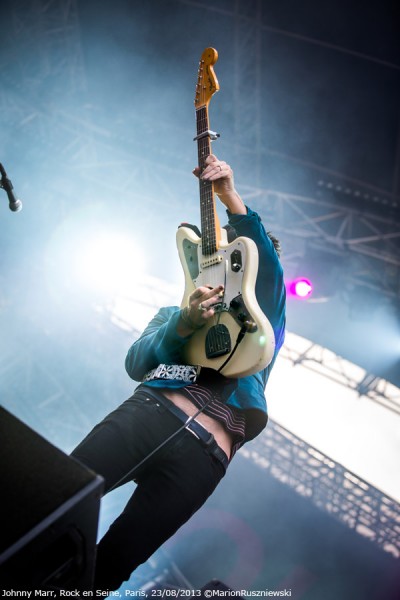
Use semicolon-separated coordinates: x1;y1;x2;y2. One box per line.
198;154;286;349
193;153;246;215
126;154;285;383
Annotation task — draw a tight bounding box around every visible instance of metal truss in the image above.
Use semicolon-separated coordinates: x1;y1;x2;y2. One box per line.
241;419;400;559
0;1;397;275
0;309;134;452
233;0;263;187
0;0;97;222
0;0;86;136
280;331;400;416
249;188;400;265
0;0;398;569
241;187;400;302
105;279;400;419
1;282;399;559
2;0;86;93
0;337;93;450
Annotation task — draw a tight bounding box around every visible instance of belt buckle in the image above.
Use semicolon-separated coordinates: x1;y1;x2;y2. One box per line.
184;416;201;440
194;364;202;381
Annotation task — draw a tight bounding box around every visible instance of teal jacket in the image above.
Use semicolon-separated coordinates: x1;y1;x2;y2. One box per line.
125;207;286;441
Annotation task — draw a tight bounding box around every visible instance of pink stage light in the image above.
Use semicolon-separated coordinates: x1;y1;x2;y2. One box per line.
288;278;313;298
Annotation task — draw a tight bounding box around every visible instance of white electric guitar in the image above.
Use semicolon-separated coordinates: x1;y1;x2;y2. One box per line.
176;47;275;377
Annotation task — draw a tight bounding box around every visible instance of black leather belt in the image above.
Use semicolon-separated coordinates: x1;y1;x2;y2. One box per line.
136;388;229;471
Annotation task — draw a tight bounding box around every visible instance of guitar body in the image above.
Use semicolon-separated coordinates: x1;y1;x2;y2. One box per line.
178;47;275;377
176;225;275;377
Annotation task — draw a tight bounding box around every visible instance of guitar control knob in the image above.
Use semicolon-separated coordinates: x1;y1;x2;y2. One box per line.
230;298;241;310
230;249;242;272
244;320;257;333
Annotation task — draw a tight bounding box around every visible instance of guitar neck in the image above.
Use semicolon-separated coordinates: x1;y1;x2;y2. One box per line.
196;106;220;256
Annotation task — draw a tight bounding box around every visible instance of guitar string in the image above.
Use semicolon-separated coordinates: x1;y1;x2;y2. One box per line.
198;68;228;354
197;104;224;354
198;107;218;295
196;59;247;369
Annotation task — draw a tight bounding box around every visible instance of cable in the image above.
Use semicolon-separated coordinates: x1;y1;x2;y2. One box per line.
107;391;215;493
217;325;247;373
106;293;246;491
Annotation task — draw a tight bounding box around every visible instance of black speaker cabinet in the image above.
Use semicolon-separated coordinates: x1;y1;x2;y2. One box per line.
0;407;103;591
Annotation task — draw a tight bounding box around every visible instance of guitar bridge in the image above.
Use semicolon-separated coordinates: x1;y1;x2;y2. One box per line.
205;324;231;358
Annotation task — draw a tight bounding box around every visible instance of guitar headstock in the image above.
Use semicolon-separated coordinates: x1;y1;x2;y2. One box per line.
194;47;220;109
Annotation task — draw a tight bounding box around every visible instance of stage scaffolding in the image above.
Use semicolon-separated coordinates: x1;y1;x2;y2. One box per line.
241;418;400;559
0;0;399;566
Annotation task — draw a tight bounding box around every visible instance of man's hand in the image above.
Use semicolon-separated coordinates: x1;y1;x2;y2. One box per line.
193;154;246;215
178;285;224;336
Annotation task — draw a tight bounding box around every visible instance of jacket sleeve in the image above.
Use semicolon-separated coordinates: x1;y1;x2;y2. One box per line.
125;306;191;382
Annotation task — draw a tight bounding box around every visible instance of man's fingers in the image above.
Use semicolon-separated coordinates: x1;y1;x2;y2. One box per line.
197;286;224;311
193;155;227;180
190;285;223;304
201;159;231;181
192;167;201;178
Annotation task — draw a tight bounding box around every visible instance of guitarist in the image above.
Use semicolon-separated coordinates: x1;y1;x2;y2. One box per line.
71;154;286;592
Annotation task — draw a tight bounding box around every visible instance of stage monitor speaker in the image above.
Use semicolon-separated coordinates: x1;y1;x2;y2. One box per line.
0;406;103;591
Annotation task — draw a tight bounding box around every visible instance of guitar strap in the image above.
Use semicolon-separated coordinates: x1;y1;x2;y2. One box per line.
223;224;238;243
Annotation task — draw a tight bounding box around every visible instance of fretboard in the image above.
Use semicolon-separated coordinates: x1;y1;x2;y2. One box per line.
196;106;217;256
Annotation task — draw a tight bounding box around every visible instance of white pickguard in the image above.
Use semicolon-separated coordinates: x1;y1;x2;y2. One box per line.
176;225;275;377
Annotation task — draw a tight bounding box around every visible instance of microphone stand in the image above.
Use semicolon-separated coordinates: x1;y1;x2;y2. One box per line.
0;163;22;212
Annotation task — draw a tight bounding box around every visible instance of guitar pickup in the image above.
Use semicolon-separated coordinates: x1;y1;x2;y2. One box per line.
200;255;223;269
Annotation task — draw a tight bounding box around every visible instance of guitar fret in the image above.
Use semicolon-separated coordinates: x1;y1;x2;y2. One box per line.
196;106;217;256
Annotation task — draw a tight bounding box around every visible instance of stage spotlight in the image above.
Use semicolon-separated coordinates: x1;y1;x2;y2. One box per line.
288;278;313;299
78;232;145;296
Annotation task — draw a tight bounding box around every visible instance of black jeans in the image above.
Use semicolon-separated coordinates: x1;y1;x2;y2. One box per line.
71;392;226;591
